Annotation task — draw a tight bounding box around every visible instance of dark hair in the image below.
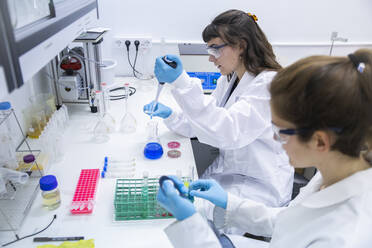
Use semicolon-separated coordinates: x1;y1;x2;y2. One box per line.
270;49;372;158
202;9;281;75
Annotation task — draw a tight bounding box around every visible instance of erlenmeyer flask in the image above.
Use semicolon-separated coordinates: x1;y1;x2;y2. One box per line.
143;120;163;159
93;91;110;143
119;83;137;133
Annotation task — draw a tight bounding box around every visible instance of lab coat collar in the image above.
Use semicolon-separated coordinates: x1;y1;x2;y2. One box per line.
223;72;255;108
301;167;372;208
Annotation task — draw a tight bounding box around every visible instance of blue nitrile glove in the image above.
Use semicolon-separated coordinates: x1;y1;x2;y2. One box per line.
157;175;196;221
189;179;228;209
143;101;172;119
154;55;183;83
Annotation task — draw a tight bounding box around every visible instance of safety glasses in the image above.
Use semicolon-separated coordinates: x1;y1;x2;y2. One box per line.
272;123;342;144
206;43;228;58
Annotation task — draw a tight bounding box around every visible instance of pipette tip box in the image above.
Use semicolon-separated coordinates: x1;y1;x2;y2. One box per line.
70;169;100;214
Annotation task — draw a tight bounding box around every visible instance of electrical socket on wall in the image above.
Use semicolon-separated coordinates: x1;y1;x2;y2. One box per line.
114;36;152;50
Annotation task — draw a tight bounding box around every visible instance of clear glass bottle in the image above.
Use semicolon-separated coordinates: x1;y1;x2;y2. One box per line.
39;175;61;210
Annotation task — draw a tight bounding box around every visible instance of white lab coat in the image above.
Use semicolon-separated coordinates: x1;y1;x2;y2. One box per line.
164;70;293;207
164;167;372;248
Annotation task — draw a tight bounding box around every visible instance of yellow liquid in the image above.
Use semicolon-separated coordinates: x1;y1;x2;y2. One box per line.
42;191;61;210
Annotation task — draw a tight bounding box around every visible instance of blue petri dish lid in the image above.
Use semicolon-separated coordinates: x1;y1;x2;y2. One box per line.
0;102;11;111
144;142;163;160
39;175;58;191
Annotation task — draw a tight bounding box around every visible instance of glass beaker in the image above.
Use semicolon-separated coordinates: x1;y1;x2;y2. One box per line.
143;120;163;159
119;83;136;133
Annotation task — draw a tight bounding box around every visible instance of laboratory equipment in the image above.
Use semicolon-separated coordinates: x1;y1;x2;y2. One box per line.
167;141;180;149
114;177;173;221
70;169;100;214
40;175;61;210
101;170;135;178
143;120;163;159
167;150;181;158
150;57;177;118
187;72;221;94
0;102;17;169
103;159;135;172
92;91;110;143
0;107;46;232
159;175;193;202
0;0;98;93
119;83;137;133
53;30;108;112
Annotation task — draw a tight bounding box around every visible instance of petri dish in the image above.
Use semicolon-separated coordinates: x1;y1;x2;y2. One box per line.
167;141;180;149
167;150;181;158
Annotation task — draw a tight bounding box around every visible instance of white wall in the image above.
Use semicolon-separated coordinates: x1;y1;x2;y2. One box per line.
96;0;372;76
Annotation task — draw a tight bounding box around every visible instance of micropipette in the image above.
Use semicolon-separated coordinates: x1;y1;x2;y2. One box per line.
150;56;177;118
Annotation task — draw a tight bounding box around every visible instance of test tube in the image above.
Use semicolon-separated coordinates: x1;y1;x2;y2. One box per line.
101;170;134;178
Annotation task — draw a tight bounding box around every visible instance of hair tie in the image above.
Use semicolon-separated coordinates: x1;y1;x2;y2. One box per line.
247;12;258;22
348;54;365;73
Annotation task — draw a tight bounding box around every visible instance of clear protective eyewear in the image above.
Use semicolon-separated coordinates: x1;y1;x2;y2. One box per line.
271;123;309;144
206;43;228;58
272;123;342;144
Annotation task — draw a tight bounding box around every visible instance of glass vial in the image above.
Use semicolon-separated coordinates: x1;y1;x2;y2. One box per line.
39;175;61;210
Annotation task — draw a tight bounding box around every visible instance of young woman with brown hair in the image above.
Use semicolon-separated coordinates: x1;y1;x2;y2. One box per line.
157;49;372;248
144;10;293;213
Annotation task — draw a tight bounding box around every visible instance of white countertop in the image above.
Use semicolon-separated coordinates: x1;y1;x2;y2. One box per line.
0;78;196;247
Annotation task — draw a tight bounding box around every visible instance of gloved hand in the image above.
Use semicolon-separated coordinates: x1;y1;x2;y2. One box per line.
189;179;228;209
143;101;172;119
157;175;196;221
154;55;183;83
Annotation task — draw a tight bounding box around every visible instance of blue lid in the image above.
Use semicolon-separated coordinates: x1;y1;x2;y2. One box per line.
101;171;106;178
144;142;163;160
39;175;58;191
104;156;108;163
0;102;11;111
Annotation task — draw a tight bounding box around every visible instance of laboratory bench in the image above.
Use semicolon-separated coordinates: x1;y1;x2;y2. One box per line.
0;78;197;247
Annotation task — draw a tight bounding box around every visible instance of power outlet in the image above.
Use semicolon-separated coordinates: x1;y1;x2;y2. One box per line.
114;36;152;50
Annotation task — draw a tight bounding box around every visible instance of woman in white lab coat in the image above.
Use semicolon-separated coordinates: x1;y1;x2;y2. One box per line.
144;10;293;210
157;49;372;248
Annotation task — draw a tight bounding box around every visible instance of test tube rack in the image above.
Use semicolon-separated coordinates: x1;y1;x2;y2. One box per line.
114;177;190;221
70;169;100;214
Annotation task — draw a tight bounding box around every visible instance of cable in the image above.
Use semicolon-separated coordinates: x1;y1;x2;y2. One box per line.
67;48;105;67
108;86;136;101
2;215;57;247
124;40;154;80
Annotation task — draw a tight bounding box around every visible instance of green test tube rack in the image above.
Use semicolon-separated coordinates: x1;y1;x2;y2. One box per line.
114;177;191;221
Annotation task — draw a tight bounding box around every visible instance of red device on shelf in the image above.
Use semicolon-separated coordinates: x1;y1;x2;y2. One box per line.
70;169;100;214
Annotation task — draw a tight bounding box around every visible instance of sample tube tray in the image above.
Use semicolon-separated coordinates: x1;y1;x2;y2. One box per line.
70;169;100;214
114;178;190;221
